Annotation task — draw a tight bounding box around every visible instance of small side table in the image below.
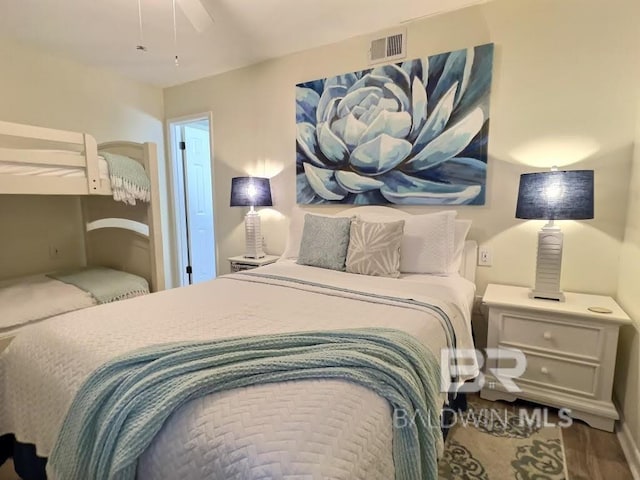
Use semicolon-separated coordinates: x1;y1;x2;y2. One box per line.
480;283;630;431
228;255;279;273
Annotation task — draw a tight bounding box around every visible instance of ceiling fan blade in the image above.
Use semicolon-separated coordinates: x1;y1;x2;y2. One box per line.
177;0;214;33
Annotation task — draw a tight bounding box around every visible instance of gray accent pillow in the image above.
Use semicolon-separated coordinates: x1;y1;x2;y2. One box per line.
346;218;405;278
297;214;352;271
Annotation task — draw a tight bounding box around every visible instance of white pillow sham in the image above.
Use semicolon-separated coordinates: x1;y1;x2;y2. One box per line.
399;211;456;274
334;209;466;274
281;207;471;275
452;219;472;274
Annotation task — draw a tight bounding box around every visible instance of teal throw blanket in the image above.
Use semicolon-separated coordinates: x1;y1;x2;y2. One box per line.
48;267;149;304
47;328;442;480
101;152;151;205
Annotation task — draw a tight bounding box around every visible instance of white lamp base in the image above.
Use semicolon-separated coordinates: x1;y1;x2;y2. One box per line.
244;210;264;259
530;225;565;302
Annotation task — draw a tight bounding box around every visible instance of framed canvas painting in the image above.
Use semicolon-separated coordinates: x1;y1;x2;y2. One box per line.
296;43;494;205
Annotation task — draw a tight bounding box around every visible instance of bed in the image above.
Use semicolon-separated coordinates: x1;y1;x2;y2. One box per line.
0;207;478;480
0;268;150;346
0;151;111;181
0;120;165;349
0;120;135;197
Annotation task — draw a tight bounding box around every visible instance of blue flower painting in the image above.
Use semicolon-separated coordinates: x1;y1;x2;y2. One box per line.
296;43;494;205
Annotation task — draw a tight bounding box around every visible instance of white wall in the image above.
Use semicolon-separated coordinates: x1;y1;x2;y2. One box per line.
164;0;640;455
0;37;172;284
616;78;640;462
0;195;85;278
164;0;637;299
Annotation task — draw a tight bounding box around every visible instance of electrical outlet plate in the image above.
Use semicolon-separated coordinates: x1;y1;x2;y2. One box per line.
478;247;492;266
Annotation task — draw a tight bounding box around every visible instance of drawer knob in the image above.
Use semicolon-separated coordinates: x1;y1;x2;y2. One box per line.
543;332;552;340
540;367;550;375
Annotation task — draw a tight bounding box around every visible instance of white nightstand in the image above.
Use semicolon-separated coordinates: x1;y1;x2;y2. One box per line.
480;283;631;431
228;255;279;272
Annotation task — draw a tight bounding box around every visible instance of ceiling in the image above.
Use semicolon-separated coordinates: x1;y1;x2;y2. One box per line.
0;0;487;88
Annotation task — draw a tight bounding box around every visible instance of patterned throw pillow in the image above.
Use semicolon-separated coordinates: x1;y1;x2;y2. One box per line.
346;218;405;278
297;214;352;270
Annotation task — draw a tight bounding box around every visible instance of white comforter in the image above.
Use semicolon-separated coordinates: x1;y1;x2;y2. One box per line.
0;262;476;480
0;274;95;334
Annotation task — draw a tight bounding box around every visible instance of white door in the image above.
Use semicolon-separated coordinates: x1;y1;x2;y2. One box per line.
182;124;216;284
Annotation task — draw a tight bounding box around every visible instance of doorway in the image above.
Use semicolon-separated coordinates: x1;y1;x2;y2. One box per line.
168;113;217;286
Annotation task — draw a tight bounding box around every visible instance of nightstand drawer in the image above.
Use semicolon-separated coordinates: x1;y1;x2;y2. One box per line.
500;312;601;358
500;349;598;396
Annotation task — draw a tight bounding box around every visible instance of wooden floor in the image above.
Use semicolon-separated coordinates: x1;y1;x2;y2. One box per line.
470;393;633;479
0;460;18;480
563;420;634;480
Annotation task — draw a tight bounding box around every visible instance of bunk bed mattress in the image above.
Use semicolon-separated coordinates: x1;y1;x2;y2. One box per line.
0;261;477;480
0;153;108;178
0;268;150;334
0;274;95;334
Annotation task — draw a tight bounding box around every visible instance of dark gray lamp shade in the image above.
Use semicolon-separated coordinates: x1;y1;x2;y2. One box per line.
230;177;273;207
515;170;594;220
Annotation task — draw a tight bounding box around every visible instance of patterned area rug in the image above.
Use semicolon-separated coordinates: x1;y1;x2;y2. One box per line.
438;399;568;480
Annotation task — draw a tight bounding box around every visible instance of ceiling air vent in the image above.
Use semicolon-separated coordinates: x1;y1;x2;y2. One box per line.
369;29;407;65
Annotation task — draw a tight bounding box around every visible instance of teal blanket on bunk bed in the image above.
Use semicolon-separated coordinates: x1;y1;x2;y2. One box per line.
47;328;443;480
101;152;151;205
48;267;149;304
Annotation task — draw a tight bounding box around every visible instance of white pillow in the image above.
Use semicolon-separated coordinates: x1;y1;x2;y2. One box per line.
335;209;458;273
281;207;471;275
451;219;472;274
400;211;457;274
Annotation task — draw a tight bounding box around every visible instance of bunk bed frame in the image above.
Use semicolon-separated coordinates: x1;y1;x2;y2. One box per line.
0;120;165;292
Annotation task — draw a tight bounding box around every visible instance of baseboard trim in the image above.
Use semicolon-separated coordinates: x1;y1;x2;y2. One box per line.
617;418;640;480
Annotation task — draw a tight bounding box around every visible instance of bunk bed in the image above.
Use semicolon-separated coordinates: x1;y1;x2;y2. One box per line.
0;120;165;348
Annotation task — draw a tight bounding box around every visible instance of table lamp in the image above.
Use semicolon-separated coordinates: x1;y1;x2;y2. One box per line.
515;168;594;301
230;176;273;258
